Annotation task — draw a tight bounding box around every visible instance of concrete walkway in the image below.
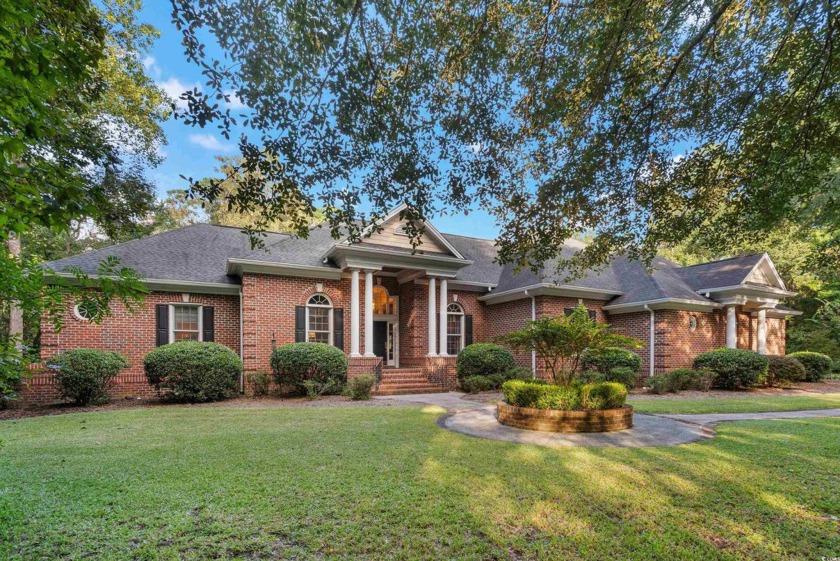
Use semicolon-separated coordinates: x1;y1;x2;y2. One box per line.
375;392;840;448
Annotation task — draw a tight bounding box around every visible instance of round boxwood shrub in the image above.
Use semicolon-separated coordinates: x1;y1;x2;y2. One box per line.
144;342;242;402
456;343;516;380
787;351;832;382
693;348;769;389
48;349;128;405
766;356;807;387
580;347;642;374
270;342;347;394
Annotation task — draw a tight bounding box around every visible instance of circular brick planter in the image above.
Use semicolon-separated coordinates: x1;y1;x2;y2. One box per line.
497;403;633;433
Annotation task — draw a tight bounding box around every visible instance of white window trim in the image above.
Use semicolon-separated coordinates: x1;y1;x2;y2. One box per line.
446;302;465;355
169;303;203;344
73;303;94;322
306;294;334;345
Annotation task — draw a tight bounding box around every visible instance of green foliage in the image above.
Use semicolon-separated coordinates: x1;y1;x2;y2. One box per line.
502;367;534;381
344;374;375;401
461;375;494;394
487;373;506;390
456;344;516;380
170;0;840;281
143;342;241;403
582;367;639;390
301;379;339;400
501;379;627;411
646;368;715;394
270;343;347;395
247;371;271;397
47;349;128;405
765;356;807;388
787;352;833;382
498;306;641;385
693;349;769;390
581;347;642;374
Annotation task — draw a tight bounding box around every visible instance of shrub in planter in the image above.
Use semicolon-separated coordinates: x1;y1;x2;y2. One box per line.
144;342;241;402
48;349;128;405
787;352;832;382
461;375;494;393
247;370;271;396
766;356;807;387
456;344;516;380
270;342;347;394
581;347;642;374
501;379;626;410
344;374;375;400
693;348;769;389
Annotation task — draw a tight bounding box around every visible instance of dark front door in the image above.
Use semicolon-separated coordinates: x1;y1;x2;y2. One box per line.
373;321;388;360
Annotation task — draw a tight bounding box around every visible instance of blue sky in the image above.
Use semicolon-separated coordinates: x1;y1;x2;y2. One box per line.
138;1;500;239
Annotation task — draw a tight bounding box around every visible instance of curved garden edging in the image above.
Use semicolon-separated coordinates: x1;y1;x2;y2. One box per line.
497;403;633;433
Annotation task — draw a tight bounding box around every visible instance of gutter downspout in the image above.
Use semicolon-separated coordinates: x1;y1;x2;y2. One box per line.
525;290;536;378
643;304;655;378
239;287;244;393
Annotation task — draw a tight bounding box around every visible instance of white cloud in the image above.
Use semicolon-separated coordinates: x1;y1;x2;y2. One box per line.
189;133;233;152
143;56;162;80
224;90;247;110
158;77;201;109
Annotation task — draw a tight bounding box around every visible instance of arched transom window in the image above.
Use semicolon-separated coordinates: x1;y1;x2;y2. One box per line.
447;302;465;355
306;294;333;344
372;285;396;315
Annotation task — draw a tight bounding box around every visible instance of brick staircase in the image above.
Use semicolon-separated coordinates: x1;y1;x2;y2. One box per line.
373;367;446;396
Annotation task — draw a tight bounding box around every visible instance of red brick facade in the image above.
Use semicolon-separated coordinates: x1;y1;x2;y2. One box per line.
24;275;789;405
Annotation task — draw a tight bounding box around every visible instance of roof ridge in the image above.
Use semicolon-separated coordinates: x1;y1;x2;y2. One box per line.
679;252;765;269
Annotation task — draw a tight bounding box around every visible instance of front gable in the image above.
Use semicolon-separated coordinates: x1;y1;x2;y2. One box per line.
353;204;465;259
745;254;787;291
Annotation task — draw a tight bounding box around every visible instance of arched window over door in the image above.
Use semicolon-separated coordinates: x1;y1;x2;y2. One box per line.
372;285;396;315
306;293;333;344
447;302;465;355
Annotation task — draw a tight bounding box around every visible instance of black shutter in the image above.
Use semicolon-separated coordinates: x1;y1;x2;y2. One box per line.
588;310;597;321
333;308;344;351
564;308;574;316
155;305;169;346
202;306;215;342
295;306;306;342
464;315;473;346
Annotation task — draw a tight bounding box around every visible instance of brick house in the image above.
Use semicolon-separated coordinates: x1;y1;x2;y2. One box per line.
27;205;799;402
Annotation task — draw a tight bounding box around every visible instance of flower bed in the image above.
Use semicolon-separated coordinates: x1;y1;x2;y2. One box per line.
497;402;634;433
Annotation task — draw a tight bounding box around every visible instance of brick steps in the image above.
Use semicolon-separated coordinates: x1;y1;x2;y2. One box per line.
372;367;446;395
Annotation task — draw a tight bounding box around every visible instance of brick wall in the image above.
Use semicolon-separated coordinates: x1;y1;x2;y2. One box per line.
658;309;725;370
25;291;240;405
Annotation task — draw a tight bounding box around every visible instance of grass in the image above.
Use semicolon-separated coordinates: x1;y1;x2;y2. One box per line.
1;404;838;560
630;393;840;414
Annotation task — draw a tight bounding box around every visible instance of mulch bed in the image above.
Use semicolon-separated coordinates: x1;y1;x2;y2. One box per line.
0;394;415;421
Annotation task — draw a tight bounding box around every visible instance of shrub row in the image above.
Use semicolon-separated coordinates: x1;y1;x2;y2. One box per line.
646;368;715;394
502;379;627;411
456;344;516;380
460;367;532;393
787;351;832;382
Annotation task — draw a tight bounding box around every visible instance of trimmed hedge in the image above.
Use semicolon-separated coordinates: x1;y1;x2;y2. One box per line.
461;375;494;393
581;366;638;390
646;368;715;394
501;379;627;411
270;342;347;394
48;349;128;405
766;356;806;387
787;352;832;382
581;347;642;374
456;344;516;380
693;348;769;389
345;374;375;400
144;342;241;402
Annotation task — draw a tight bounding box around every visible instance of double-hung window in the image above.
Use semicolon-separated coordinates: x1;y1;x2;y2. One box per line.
171;305;202;342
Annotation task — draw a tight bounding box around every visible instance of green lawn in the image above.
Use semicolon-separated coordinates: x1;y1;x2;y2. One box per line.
630;393;840;414
1;405;838;560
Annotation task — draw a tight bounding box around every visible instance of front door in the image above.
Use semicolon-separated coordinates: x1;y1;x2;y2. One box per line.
373;321;388;361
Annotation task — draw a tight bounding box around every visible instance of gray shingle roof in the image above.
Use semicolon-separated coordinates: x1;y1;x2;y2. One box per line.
43;224;780;307
675;254;764;290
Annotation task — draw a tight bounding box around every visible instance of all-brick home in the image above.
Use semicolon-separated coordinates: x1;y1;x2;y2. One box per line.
27;205;799;402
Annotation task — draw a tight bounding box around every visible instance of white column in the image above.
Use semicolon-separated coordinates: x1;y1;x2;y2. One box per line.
757;309;767;355
427;277;437;356
726;305;737;349
439;278;448;356
364;270;374;357
350;269;360;356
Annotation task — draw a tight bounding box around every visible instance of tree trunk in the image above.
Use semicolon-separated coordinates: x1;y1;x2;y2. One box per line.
7;234;23;351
